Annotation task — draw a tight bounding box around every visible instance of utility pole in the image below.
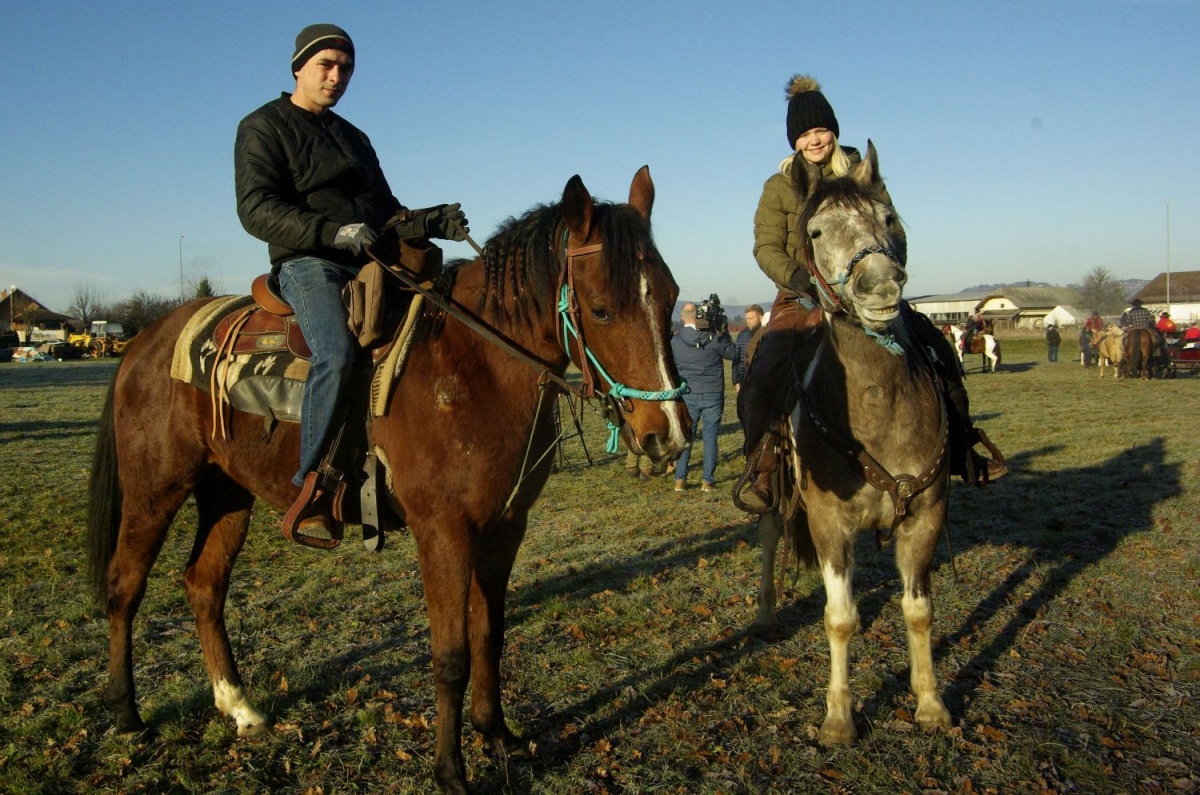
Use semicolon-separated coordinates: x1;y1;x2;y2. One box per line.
1164;201;1171;315
178;235;186;302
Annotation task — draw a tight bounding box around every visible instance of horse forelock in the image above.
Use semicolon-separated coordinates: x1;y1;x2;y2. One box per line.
797;177;894;247
476;201;660;325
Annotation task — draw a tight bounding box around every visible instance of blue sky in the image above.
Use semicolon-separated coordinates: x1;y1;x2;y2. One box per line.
3;0;1197;314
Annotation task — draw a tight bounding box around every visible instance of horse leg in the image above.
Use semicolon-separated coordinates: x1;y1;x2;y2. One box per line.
752;512;782;632
416;523;473;794
466;511;526;756
818;547;859;746
895;521;952;733
184;469;266;736
104;487;189;733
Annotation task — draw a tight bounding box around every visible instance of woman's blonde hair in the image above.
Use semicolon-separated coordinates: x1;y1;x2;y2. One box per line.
779;135;853;176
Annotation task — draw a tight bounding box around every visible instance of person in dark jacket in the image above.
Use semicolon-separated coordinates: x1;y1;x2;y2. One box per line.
737;75;1005;513
235;23;468;541
731;304;764;392
1045;324;1061;362
671;303;737;492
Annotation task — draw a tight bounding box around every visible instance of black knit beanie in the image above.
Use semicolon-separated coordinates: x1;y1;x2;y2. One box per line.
785;75;839;147
291;23;354;74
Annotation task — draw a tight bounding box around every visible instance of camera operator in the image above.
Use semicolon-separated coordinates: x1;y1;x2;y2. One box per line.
670;299;737;492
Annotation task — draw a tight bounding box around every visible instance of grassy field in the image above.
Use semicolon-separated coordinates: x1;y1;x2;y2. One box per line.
1;338;1197;794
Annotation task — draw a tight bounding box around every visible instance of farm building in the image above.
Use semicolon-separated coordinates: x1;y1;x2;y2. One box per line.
0;287;79;342
906;291;990;325
975;286;1084;331
1129;270;1200;323
1043;305;1090;328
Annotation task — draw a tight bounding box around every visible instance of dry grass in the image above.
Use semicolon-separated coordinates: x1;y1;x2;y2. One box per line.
1;340;1197;794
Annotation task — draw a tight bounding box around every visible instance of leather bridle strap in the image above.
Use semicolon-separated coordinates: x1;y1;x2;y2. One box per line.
560;240;604;399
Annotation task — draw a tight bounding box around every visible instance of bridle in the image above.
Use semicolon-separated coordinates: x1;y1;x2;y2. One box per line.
805;240;901;316
553;229;687;453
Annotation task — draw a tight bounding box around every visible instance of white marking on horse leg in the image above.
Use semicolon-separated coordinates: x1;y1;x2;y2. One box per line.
819;561;858;745
901;592;951;732
752;513;781;630
640;273;687;450
213;677;268;736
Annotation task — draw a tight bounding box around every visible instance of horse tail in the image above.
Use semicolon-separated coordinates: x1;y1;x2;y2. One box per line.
992;337;1001;368
86;367;123;607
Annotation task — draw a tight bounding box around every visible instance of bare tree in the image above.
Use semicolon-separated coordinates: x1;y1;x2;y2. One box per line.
69;283;100;325
1078;267;1127;314
112;290;181;335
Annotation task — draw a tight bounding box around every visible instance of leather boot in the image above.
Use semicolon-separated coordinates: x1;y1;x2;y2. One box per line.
735;437;778;514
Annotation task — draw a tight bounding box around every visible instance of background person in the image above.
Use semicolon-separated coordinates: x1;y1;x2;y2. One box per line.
731;304;764;393
1082;311;1105;366
671;302;737;493
1045;324;1061;362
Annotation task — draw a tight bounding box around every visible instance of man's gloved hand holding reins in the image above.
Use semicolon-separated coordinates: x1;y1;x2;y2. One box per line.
387;203;470;242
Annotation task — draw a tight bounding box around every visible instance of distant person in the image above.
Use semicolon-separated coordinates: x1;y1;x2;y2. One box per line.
671;302;737;492
731;304;764;393
1082;311;1105;367
1119;298;1153;329
738;74;1005;512
1156;311;1176;334
961;311;982;355
1045;324;1060;362
1183;321;1200;344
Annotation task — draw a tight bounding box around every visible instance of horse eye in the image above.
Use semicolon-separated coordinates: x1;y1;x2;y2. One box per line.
591;308;611;322
809;228;822;240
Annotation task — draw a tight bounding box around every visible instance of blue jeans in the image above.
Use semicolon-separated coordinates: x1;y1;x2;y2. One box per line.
278;256;359;486
676;391;724;485
1048;345;1059;362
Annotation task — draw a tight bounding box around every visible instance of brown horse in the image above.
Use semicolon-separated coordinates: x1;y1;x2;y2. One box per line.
86;168;689;794
752;143;952;745
1122;327;1155;380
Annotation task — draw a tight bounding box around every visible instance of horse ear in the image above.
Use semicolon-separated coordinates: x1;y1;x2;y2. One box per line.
851;140;882;189
628;165;655;219
562;174;595;240
791;153;821;202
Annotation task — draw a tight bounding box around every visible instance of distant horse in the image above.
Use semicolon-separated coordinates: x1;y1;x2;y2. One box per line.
1123;327;1156;380
753;143;952;745
1093;325;1124;379
86;168;690;794
947;324;1000;373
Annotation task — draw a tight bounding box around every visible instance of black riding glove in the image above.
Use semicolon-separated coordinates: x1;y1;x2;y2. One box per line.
333;223;380;257
388;204;470;242
423;203;470;242
786;265;810;296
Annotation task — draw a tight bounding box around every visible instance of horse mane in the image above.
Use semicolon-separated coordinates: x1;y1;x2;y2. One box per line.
475;200;661;326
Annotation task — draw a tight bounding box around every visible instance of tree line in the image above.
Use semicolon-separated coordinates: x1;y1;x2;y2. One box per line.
67;277;221;335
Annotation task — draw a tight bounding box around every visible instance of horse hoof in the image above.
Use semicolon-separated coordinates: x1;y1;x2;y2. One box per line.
750;616;781;638
818;718;857;746
237;721;272;739
915;704;953;733
483;727;524;759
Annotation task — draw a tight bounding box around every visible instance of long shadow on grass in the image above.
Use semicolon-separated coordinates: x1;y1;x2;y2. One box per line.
0;419;98;439
870;437;1181;728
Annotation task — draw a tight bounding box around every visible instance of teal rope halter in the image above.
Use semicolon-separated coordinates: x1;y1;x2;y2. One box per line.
557;284;687;453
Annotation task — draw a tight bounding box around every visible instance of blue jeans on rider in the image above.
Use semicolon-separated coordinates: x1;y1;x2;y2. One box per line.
278;256;359;487
676;391;724;487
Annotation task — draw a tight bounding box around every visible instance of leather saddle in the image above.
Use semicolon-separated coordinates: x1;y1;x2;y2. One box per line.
212;274;311;359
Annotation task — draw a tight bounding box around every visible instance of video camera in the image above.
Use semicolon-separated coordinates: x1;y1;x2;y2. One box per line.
694;293;727;334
